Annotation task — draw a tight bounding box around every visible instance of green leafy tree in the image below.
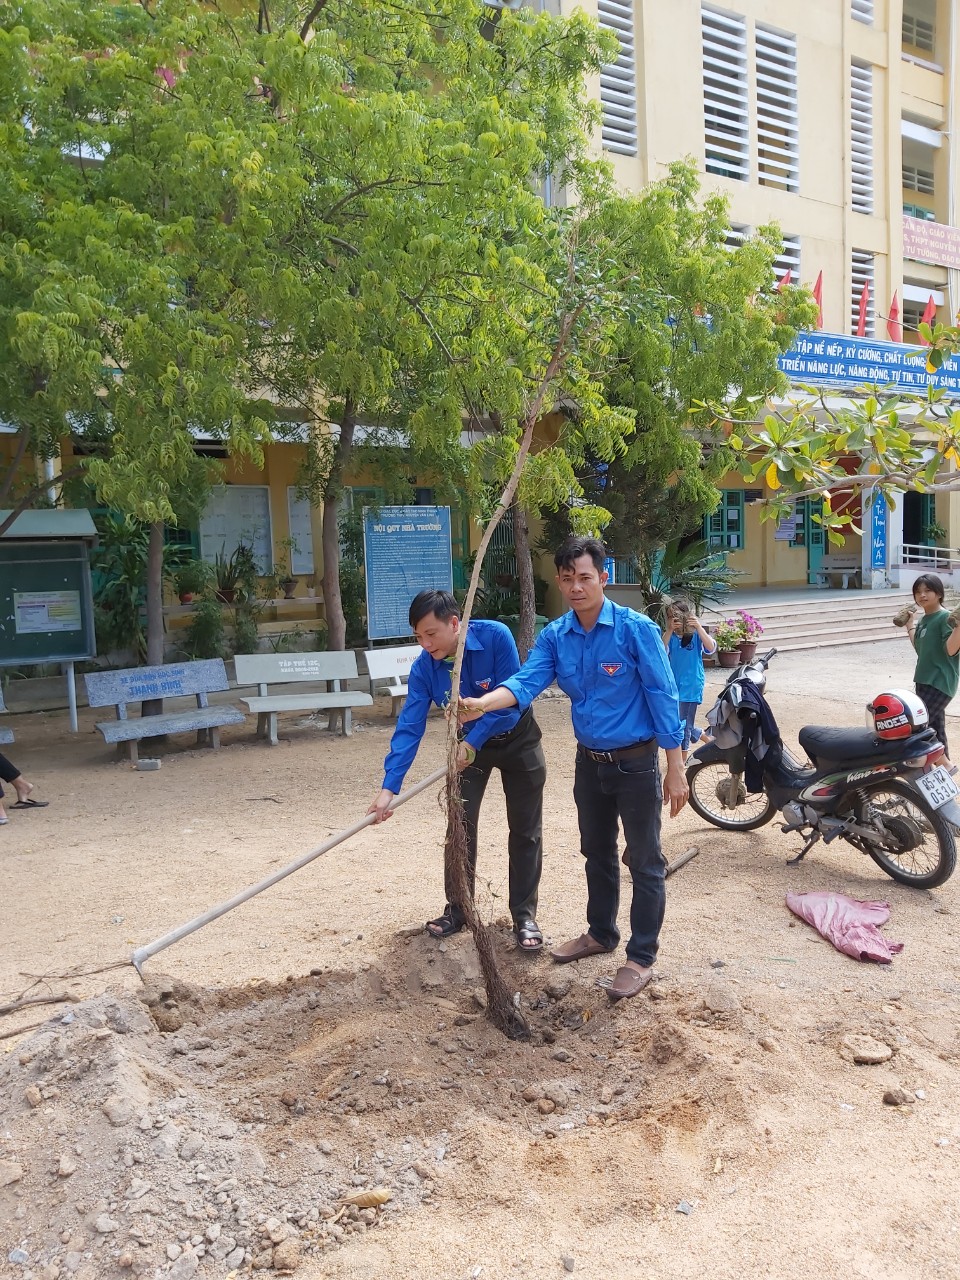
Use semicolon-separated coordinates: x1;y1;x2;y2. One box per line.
589;165;816;560
0;0;285;665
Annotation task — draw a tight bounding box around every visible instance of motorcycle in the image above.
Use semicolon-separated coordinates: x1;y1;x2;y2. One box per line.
686;648;959;888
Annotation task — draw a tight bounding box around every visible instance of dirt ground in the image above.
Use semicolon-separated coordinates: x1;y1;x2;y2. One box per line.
3;638;960;1280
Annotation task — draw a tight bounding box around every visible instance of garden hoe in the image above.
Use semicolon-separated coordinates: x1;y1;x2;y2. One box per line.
131;767;446;978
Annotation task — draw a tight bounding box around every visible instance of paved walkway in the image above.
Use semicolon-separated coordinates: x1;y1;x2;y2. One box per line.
704;634;959;718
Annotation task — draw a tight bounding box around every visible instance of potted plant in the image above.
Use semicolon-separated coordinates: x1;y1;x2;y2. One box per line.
735;609;764;662
173;559;210;605
213;548;241;604
713;618;746;668
922;519;948;547
273;536;300;600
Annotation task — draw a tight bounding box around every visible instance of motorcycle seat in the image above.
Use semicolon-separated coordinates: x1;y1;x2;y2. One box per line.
798;725;932;764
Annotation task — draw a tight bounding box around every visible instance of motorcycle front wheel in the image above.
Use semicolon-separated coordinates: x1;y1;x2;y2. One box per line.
856;780;957;888
686;761;777;832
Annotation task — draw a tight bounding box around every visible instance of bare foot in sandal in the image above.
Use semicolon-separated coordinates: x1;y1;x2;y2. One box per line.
425;906;465;938
514;918;544;952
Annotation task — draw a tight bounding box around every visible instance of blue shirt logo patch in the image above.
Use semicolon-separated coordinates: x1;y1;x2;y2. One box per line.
476;678;492;690
600;662;623;676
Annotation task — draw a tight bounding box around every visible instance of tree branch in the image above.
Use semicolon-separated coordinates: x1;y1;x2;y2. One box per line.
299;0;330;42
0;429;30;508
0;463;86;539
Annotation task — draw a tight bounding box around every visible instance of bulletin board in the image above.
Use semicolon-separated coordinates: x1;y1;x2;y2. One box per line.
0;541;96;665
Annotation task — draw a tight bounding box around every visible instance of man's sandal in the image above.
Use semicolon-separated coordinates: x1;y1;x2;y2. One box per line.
425;907;465;938
514;919;544;953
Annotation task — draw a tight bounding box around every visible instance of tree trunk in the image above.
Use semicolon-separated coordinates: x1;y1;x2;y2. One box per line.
142;520;166;717
512;503;536;661
320;395;356;652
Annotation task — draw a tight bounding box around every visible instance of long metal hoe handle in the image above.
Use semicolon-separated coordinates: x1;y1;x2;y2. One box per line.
131;766;447;976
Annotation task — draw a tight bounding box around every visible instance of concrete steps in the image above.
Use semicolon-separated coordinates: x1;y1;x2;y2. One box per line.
712;590;917;654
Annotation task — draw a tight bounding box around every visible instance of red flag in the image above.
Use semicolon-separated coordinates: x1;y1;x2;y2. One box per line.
855;280;870;337
886;290;902;343
812;271;823;329
776;268;792;293
919;294;937;343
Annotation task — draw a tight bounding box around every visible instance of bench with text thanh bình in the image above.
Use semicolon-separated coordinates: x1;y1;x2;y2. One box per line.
83;659;246;764
233;651;374;745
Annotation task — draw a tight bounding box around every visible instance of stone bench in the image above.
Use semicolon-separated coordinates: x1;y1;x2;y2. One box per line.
233;652;373;745
810;554;862;589
362;644;421;718
84;659;246;764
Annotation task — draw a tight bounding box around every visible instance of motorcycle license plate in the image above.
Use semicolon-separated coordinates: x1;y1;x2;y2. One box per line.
916;766;960;810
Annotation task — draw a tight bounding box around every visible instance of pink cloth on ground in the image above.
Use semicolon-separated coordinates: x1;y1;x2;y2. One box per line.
785;891;904;964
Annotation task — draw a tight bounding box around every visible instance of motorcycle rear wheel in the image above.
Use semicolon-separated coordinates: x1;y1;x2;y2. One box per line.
856;781;956;888
686;761;777;831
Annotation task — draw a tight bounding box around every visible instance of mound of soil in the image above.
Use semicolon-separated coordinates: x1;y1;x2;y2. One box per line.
1;926;774;1279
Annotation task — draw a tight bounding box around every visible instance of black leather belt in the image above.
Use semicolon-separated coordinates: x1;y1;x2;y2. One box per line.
485;707;531;745
580;739;656;764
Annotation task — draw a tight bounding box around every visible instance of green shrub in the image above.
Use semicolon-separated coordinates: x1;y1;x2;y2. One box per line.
181;599;226;659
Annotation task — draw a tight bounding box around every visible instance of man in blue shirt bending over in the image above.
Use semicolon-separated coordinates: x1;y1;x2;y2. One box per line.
461;537;688;1001
367;589;547;951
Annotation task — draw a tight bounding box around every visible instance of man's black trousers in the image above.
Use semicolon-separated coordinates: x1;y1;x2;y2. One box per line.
445;710;546;925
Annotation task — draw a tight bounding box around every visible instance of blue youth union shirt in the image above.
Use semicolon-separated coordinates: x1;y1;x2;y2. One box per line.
667;631;707;703
381;618;523;793
500;597;683;752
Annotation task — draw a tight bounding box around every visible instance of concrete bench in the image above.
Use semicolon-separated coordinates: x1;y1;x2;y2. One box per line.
0;686;13;745
84;659;246;764
233;652;374;745
363;645;421;718
810;554;861;589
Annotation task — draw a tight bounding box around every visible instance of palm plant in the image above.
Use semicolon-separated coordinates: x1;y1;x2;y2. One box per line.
632;538;743;625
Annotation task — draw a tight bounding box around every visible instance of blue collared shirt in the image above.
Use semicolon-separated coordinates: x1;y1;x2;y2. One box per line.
381;618;523;793
501;597;684;751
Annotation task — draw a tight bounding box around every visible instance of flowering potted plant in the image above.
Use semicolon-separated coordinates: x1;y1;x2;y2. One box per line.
713;618;746;667
735;609;764;661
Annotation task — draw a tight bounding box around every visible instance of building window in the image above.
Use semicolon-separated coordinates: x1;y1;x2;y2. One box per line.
773;235;801;283
902;164;935;194
702;6;749;182
850;61;874;214
597;0;638;157
724;223;749;251
706;490;745;551
902;6;935;54
851;0;874;23
903;201;936;221
756;25;798;192
850;249;875;337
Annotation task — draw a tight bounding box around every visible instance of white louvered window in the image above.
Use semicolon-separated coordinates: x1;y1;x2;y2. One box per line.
903;9;935;53
773;236;801;283
598;0;638;156
702;7;749;182
755;26;798;192
902;301;927;332
850;61;874;214
850;250;875;336
852;0;874;23
902;164;935;194
724;223;749;251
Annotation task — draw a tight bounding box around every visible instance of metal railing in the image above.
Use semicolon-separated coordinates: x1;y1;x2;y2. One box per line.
895;543;960;569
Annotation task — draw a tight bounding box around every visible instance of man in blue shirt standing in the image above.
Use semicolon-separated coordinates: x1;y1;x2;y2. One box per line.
461;537;688;1001
368;589;547;951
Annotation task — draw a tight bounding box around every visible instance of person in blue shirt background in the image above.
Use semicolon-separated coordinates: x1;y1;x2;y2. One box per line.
661;600;717;761
461;536;688;1002
367;589;547;951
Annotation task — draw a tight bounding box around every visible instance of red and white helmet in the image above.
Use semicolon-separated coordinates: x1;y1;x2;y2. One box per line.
867;690;929;740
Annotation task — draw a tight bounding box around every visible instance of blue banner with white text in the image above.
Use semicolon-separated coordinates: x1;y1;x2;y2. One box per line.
778;331;960;396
